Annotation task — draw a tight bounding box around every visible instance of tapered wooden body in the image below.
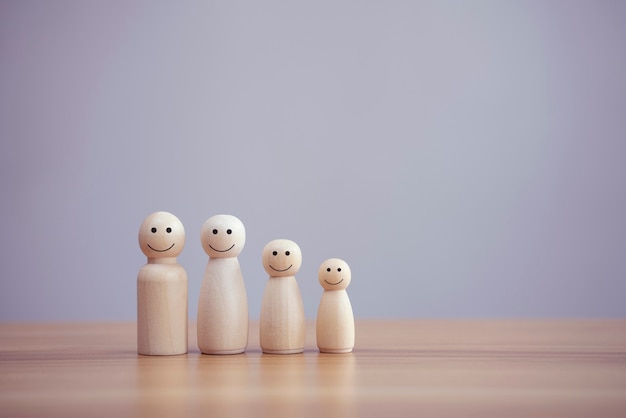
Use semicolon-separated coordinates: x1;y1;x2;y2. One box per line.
317;289;354;353
260;276;305;354
137;262;188;355
316;258;354;353
197;258;249;354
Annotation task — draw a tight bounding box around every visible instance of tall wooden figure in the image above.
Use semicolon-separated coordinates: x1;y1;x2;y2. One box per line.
316;258;354;353
197;214;248;354
137;211;188;355
260;239;305;354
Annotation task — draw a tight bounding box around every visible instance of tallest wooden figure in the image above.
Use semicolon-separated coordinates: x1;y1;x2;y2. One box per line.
137;211;188;356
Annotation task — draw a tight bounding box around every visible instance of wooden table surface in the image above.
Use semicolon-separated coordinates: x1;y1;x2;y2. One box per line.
1;320;625;417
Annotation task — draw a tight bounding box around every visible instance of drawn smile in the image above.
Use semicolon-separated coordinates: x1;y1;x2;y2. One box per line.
324;278;344;286
270;264;292;272
147;243;175;252
209;244;235;253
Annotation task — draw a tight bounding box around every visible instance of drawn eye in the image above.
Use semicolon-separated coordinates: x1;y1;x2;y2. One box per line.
166;227;172;233
285;251;290;256
227;229;232;234
327;268;331;272
272;251;278;256
213;229;218;234
151;227;157;233
337;268;342;272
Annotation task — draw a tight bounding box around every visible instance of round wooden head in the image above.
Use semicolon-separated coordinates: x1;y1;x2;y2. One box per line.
318;258;351;290
138;211;185;258
200;214;246;258
262;239;302;277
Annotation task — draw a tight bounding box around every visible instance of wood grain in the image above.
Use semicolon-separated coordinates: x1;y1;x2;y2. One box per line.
197;214;249;355
137;211;188;355
259;239;305;354
316;258;354;353
1;320;625;417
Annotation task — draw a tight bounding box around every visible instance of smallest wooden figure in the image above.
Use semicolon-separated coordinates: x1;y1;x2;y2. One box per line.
316;258;354;353
137;211;188;355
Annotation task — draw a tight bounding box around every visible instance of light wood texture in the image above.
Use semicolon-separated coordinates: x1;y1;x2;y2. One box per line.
1;320;625;417
137;211;188;355
316;258;354;353
197;215;248;354
259;239;305;354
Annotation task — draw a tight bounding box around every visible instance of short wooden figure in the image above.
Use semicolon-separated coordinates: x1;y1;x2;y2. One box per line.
259;239;305;354
316;258;354;353
197;214;249;354
137;211;188;355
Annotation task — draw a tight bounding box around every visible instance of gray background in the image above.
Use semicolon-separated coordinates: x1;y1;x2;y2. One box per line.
1;0;625;321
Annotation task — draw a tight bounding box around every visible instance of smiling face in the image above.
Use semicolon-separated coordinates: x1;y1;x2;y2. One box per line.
201;214;245;258
262;239;302;277
318;258;351;290
138;211;185;258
